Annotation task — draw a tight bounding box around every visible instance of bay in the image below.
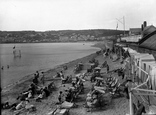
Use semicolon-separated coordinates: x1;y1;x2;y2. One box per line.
0;42;99;88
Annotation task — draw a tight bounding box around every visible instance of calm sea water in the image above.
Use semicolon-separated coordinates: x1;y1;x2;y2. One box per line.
0;42;99;88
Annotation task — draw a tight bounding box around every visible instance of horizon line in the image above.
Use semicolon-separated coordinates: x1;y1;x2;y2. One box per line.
0;28;128;32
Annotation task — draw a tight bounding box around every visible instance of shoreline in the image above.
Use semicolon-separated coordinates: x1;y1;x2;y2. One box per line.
1;41;102;91
1;52;99;106
1;42;105;97
0;41;102;44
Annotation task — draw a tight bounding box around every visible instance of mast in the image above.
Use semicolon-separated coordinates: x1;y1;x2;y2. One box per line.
116;16;125;36
123;16;125;36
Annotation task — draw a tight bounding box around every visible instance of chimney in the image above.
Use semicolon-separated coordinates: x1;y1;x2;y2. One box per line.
141;24;144;31
143;21;147;28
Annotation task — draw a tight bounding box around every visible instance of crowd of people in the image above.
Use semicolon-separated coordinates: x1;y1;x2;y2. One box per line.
1;70;56;114
57;74;85;104
73;62;84;73
83;47;138;112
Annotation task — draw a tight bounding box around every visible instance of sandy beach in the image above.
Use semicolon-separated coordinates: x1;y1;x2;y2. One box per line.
1;41;130;115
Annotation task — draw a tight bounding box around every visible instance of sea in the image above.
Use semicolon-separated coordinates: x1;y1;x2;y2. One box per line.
0;42;99;89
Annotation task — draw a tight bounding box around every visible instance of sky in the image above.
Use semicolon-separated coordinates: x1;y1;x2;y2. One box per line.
0;0;156;31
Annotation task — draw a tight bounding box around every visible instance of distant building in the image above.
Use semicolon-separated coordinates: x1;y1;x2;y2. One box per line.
121;21;156;43
129;28;141;35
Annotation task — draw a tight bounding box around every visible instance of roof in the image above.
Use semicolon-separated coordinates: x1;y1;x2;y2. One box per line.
143;25;156;32
142;61;156;67
139;30;156;50
139;54;155;61
152;53;156;61
143;25;156;36
133;53;151;61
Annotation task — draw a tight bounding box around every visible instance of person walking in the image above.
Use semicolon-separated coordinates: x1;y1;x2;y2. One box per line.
124;79;132;99
40;72;45;85
33;74;38;85
36;71;39;79
106;64;109;73
58;91;64;103
122;71;125;79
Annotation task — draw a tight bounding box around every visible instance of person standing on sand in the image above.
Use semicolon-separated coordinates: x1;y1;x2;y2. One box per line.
124;79;132;99
60;71;65;84
33;74;38;85
124;85;129;99
41;72;45;85
106;64;109;73
36;71;39;79
58;91;64;103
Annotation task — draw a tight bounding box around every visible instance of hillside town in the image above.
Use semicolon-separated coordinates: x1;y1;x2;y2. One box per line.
0;29;127;43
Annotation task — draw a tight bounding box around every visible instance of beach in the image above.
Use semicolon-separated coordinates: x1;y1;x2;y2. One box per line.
1;41;130;115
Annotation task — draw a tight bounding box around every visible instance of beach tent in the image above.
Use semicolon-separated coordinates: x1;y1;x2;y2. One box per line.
128;61;156;115
126;48;138;74
138;55;155;82
142;61;156;90
120;48;138;81
133;53;150;79
124;52;156;115
123;51;140;81
124;53;149;83
130;53;139;74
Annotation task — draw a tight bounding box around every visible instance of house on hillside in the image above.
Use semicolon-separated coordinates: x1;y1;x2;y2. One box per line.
59;36;69;41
